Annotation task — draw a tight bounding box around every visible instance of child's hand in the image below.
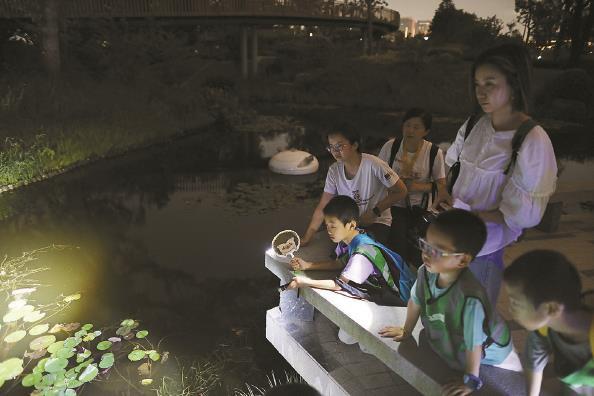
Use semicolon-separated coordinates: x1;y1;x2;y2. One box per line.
441;380;473;396
286;276;309;289
378;326;409;342
290;257;311;271
359;210;376;226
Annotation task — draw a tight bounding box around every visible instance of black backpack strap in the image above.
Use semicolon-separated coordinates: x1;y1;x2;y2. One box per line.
503;119;538;175
388;138;401;168
428;142;439;178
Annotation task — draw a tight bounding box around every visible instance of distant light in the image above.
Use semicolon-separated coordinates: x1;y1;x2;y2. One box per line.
300;25;305;31
423;36;429;41
537;55;542;60
359;38;363;41
309;32;313;37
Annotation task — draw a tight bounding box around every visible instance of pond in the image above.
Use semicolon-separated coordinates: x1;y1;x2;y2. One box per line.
0;117;592;394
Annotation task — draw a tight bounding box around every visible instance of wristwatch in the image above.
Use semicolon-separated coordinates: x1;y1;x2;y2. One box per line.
372;206;382;217
463;373;483;391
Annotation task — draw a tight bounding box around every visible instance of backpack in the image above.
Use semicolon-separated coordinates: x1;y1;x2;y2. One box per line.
388;138;440;209
446;114;538;194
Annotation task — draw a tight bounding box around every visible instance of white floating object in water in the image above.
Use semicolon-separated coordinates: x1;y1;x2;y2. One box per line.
268;149;319;175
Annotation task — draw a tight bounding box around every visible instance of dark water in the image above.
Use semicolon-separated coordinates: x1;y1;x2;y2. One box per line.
0;117;592;394
0;132;328;394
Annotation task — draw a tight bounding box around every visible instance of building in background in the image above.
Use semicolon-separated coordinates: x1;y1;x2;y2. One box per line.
399;17;416;38
416;20;431;37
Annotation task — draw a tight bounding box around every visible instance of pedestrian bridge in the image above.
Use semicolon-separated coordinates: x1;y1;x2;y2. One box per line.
0;0;399;32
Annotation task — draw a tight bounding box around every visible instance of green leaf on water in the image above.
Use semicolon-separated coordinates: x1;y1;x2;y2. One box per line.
3;305;34;323
23;310;45;323
63;293;81;302
74;329;87;338
78;364;98;382
64;389;77;396
56;347;75;359
29;323;50;336
96;341;112;351
149;352;160;362
76;349;91;363
4;330;27;343
0;358;24;381
121;319;134;327
21;372;41;387
99;353;114;369
45;357;68;373
63;337;82;349
48;341;65;354
128;350;146;362
136;330;148;339
41;372;57;386
141;378;153;386
66;377;83;388
75;358;93;373
29;335;56;351
115;326;130;336
81;324;93;331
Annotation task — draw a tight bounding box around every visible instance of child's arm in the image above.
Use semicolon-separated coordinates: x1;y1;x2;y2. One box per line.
286;274;342;291
301;192;334;245
441;346;481;395
290;257;342;271
378;298;421;341
526;370;543;396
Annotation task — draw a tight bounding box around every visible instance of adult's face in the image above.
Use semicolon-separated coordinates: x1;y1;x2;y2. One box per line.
474;64;513;115
327;133;358;162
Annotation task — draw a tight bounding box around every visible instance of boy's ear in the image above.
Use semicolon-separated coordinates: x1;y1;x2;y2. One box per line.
456;253;473;268
544;301;563;318
348;220;357;230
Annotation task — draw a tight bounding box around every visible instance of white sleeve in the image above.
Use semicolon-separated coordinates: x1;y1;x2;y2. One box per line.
431;148;446;180
445;118;471;167
371;156;400;187
499;127;558;230
378;139;394;165
324;164;339;194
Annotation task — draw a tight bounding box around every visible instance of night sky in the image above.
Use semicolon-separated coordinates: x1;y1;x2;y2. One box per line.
387;0;518;25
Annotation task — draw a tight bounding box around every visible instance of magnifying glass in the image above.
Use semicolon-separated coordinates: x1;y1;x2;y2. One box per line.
271;230;303;292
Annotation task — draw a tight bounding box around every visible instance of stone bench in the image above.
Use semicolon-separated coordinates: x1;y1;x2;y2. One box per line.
265;236;563;395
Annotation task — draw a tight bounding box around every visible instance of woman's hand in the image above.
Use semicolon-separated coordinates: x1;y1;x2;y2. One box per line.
290;257;312;271
359;209;376;226
286;276;309;290
432;190;453;211
378;326;410;342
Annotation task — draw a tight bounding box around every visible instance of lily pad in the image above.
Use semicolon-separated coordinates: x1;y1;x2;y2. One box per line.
29;323;50;336
136;330;149;339
81;324;93;331
140;378;153;386
107;337;121;343
21;372;42;387
96;341;112;351
30;335;56;351
56;348;75;359
63;337;82;349
8;299;27;309
64;389;77;396
63;293;81;302
127;350;146;362
11;287;36;296
98;353;114;369
120;319;134;327
66;377;83;388
48;341;65;354
23;310;45;323
78;364;98;382
4;330;27;343
3;305;34;323
149;352;160;362
76;349;91;363
0;358;24;381
45;357;68;373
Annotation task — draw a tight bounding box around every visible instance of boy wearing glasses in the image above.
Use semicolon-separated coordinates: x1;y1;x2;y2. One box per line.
379;209;521;395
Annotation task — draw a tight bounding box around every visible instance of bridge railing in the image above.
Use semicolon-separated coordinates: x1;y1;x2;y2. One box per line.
0;0;398;25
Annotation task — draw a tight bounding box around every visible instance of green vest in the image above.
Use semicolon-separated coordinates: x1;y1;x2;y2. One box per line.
416;266;510;371
537;318;594;387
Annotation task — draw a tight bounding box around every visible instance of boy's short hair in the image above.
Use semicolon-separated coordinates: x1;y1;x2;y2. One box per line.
430;209;486;258
403;107;432;131
503;250;582;311
323;195;359;225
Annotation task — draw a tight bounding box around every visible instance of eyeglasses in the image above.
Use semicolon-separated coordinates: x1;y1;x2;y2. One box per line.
417;237;465;259
326;142;348;153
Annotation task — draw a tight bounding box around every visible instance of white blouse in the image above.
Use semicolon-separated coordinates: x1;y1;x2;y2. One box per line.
445;115;558;256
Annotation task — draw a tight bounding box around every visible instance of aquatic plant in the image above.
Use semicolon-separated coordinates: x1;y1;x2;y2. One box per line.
0;247;166;395
234;370;303;396
155;357;223;396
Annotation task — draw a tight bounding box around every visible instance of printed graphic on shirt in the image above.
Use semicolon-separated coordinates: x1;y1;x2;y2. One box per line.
352;189;375;208
427;313;446;323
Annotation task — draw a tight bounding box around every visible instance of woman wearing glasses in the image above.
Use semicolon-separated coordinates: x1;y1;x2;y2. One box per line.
300;124;408;248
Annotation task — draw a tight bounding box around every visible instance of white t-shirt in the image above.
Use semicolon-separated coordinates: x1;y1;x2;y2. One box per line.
378;139;446;207
324;153;400;226
445;115;557;256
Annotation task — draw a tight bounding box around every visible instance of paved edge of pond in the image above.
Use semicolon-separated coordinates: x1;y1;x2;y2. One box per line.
0;120;215;196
